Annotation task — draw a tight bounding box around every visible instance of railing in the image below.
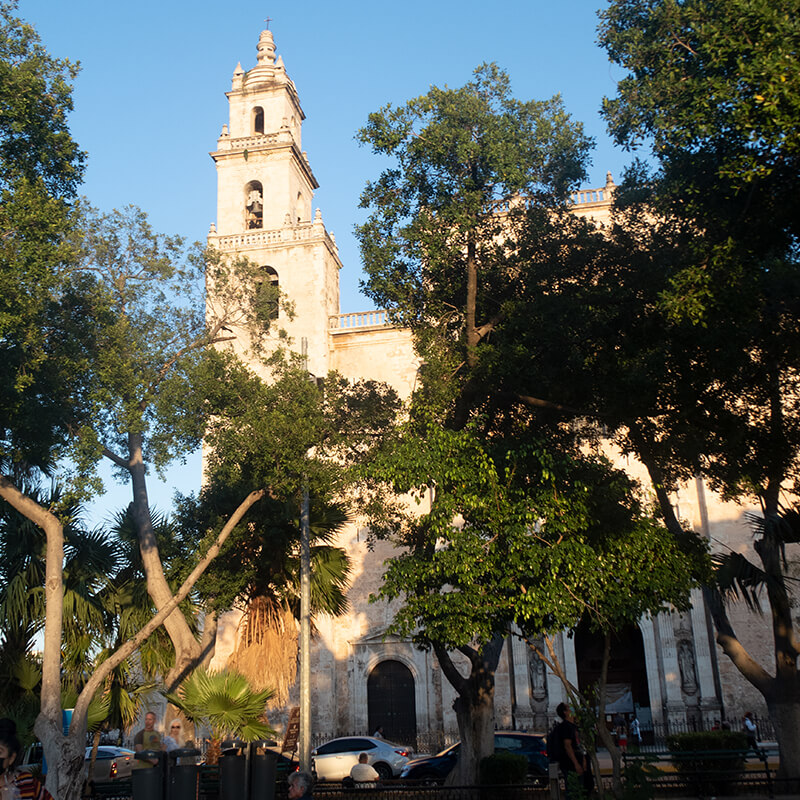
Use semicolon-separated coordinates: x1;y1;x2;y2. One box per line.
633;716;775;750
212;223;328;251
570;187;610;205
216;133;282;148
329;310;390;330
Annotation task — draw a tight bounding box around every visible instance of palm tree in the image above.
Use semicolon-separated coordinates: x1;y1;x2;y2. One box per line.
163;668;275;764
223;499;352;703
0;479;117;709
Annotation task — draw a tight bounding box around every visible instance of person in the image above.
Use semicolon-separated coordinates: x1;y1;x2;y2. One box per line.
617;721;628;753
349;753;379;786
372;725;383;739
163;720;183;753
554;703;590;800
743;712;758;754
0;718;52;800
287;770;314;799
629;716;641;748
134;712;163;767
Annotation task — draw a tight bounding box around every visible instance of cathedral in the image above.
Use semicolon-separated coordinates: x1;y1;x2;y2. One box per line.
207;27;772;746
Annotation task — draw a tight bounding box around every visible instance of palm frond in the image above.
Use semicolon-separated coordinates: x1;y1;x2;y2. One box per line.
164;668;275;742
712;551;769;613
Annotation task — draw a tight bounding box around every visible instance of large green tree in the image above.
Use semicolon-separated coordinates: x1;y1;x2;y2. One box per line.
594;0;800;777
356;64;707;784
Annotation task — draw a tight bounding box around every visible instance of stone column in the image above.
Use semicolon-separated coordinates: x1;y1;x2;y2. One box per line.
509;632;535;730
563;633;579;691
689;588;722;725
657;612;688;729
640;616;665;726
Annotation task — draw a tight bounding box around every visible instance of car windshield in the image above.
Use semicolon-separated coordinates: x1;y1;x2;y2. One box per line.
434;743;460;758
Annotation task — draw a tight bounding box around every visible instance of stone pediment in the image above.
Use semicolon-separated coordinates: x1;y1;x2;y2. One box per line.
353;628;410;647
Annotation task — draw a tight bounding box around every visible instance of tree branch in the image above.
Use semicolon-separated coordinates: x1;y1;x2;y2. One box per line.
705;586;774;697
72;488;266;724
516;393;588;417
433;643;468;696
102;447;130;470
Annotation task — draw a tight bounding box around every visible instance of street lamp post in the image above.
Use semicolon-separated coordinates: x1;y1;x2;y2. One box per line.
299;484;311;772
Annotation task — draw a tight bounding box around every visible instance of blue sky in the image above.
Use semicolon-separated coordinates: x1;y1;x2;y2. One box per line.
21;0;636;520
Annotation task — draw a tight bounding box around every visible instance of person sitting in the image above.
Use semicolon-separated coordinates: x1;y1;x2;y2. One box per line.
349;753;379;787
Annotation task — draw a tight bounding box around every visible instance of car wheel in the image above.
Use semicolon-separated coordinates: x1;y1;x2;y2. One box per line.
373;762;392;780
417;771;443;786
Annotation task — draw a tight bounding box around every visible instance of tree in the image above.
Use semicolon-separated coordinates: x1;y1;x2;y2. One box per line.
0;10;397;799
595;0;800;778
369;416;705;793
359;65;648;781
357;62;711;786
164;668;274;765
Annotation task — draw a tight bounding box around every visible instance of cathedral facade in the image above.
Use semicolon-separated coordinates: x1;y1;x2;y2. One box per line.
207;28;773;746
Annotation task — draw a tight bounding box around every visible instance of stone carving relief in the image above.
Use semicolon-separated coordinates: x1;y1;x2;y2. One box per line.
678;639;698;695
528;645;548;700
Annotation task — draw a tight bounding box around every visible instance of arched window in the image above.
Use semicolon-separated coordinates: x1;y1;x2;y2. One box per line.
253;106;264;135
367;660;416;745
256;266;279;321
296;192;305;223
245;181;263;230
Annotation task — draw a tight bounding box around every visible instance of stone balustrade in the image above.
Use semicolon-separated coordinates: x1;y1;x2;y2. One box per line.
215;132;283;150
211;222;331;251
329;310;390;330
570;186;610;205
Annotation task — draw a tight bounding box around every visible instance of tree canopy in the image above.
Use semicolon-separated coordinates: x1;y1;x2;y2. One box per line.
357;63;707;786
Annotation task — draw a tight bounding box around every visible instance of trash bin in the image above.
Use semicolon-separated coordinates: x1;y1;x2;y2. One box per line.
249;740;278;800
168;748;201;800
133;750;164;800
219;740;247;800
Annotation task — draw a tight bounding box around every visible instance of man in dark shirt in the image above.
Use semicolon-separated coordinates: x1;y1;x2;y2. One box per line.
555;702;588;799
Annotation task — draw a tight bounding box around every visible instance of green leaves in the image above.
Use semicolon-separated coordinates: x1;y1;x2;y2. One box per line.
356;63;592;329
163;668;275;743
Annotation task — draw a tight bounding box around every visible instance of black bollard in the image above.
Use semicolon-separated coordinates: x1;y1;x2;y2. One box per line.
133;750;164;800
249;740;278;800
219;740;247;800
167;748;201;800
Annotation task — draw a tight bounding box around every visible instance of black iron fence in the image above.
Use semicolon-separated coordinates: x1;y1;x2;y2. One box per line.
634;716;775;750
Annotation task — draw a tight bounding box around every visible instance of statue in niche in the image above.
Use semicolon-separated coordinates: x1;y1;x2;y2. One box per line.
246;187;263;229
529;648;547;700
678;640;698;694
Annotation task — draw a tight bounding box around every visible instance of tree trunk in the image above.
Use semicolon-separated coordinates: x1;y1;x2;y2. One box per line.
85;730;102;795
434;636;503;786
768;680;800;783
595;631;622;798
125;432;203;690
636;429;800;784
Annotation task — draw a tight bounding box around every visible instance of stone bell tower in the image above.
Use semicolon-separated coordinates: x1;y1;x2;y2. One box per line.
207;28;341;377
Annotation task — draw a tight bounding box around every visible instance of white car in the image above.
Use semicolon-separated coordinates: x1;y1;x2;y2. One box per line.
312;736;411;781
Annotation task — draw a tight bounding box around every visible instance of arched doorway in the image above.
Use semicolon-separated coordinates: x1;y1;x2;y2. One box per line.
367;660;417;745
574;622;652;730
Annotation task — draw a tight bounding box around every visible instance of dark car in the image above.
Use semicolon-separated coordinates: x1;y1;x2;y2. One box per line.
399;732;547;785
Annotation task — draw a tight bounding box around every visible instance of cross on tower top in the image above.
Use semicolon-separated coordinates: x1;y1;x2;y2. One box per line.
264;16;272;29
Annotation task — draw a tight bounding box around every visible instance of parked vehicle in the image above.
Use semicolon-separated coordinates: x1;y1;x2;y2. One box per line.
85;747;135;782
312;736;411;781
20;743;135;782
399;732;547;785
